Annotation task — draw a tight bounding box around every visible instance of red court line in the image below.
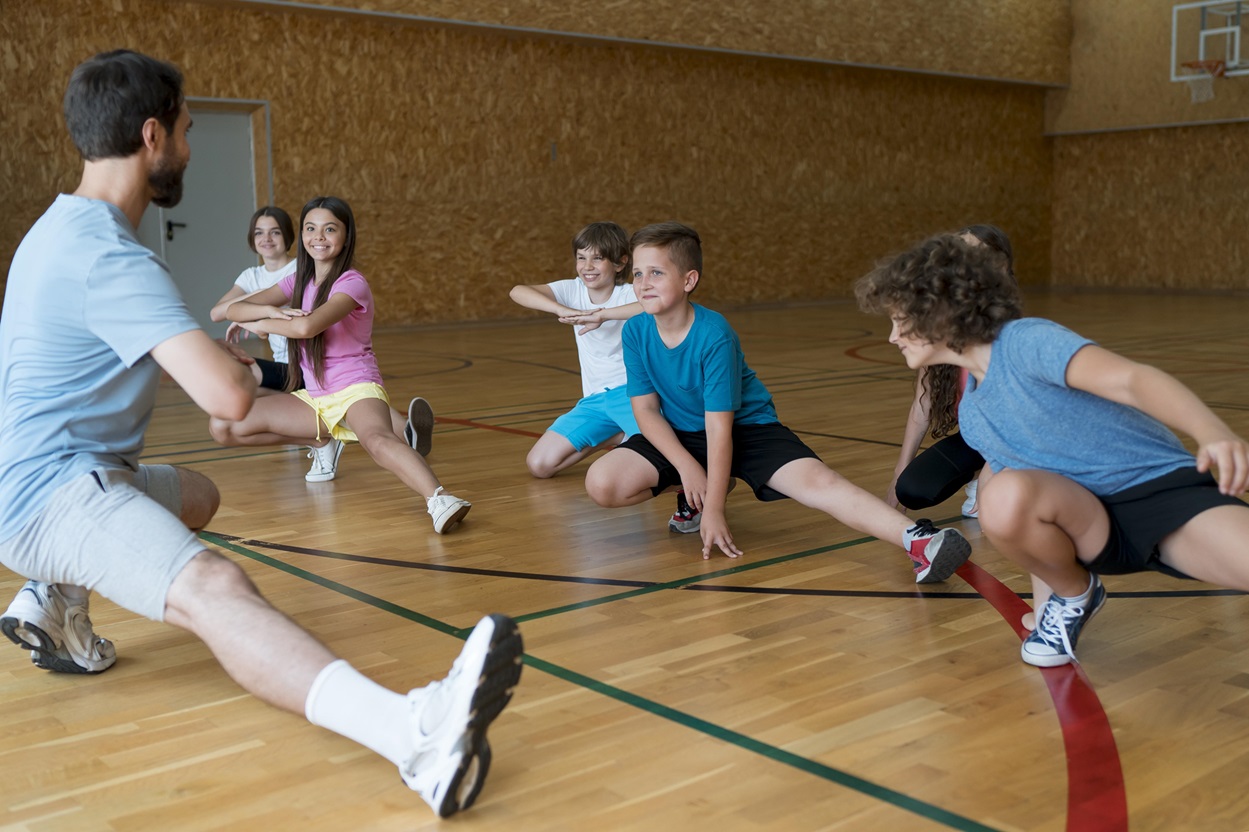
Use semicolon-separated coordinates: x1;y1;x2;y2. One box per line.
956;560;1128;832
844;342;904;366
436;416;542;438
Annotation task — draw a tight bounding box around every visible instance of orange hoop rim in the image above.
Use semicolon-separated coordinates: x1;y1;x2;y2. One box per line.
1182;59;1227;77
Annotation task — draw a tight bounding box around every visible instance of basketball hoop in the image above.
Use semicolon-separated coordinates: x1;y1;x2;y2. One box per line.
1180;59;1226;102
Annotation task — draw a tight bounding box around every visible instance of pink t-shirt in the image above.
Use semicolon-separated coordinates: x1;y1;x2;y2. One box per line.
278;269;384;397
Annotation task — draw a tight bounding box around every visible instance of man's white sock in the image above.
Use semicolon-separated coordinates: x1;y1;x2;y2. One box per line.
305;659;414;767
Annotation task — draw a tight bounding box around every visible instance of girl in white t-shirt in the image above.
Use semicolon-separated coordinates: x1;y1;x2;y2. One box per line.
210;206;297;391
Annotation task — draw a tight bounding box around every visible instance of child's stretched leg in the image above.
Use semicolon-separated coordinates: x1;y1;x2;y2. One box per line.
344;398;442;496
764;457;969;579
344;398;470;533
209;392;328;446
526;431;622;479
765;458;971;582
585;447;662;507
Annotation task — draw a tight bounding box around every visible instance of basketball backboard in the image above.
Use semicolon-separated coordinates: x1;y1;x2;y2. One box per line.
1171;1;1249;81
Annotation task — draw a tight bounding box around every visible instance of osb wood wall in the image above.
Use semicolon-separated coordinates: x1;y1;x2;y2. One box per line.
1047;0;1249;134
1052;122;1249;290
1045;0;1249;292
219;0;1072;86
2;0;1052;326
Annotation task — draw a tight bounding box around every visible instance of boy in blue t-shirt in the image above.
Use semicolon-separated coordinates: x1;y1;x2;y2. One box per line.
584;222;971;583
856;232;1249;668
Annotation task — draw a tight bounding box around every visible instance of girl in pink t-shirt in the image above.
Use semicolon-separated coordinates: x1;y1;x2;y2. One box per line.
210;196;471;534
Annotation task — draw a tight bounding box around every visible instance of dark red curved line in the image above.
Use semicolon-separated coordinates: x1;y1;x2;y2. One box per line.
956;560;1127;832
844;342;904;366
435;416;542;438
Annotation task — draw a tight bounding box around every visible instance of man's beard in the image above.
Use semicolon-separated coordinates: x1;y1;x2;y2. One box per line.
149;152;186;208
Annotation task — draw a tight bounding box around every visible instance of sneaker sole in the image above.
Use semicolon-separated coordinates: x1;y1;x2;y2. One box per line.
915;531;972;584
0;617;109;674
668;520;701;534
433;502;472;535
435;615;524;818
408;398;434;457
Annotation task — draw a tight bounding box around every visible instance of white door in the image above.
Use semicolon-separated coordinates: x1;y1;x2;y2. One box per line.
136;109;257;338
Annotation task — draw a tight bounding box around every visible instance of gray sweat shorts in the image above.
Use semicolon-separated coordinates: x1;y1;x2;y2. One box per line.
0;466;205;621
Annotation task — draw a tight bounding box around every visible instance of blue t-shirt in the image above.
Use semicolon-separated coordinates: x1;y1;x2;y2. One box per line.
0;195;200;541
958;318;1194;496
622;303;776;432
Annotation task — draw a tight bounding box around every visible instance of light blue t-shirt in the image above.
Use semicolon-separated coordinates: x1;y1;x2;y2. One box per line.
622;303;776;432
0;195;200;541
958;318;1194;496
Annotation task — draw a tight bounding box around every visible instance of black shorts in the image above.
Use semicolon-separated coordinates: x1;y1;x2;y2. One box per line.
617;422;820;502
255;358;290;391
1088;467;1246;579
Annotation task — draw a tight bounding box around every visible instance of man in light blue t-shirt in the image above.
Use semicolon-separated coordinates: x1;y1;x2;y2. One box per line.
0;50;521;818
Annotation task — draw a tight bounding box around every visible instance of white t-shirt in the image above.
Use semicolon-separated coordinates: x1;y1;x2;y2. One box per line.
233;260;296;363
547;278;637;397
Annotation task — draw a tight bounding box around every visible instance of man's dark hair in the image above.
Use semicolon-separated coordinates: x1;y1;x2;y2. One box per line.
63;50;184;161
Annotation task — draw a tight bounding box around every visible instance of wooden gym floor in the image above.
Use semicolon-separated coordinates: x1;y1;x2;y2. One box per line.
2;292;1248;832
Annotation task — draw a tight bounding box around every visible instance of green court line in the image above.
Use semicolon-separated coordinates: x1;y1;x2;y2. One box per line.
197;530;1000;832
511;534;879;623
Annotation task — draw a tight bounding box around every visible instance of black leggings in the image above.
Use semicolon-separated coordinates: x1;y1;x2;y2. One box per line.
895;432;984;511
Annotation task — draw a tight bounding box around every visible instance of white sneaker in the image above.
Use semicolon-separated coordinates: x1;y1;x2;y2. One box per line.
962;479;979;518
427;487;471;534
0;581;116;673
306;439;344;482
405;397;434;457
401;614;524;817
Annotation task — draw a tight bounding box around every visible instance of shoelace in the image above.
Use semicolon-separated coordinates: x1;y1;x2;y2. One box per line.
1034;598;1088;660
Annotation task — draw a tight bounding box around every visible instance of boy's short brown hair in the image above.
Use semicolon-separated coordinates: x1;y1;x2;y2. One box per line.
855;233;1020;352
572;222;630;285
629;222;702;277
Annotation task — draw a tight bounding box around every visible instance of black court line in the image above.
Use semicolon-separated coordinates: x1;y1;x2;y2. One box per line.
199;531;1001;832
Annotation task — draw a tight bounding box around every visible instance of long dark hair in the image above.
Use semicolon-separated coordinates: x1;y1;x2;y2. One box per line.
286;196;357;392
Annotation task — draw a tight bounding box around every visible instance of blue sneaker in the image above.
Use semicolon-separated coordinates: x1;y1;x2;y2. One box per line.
1021;575;1107;667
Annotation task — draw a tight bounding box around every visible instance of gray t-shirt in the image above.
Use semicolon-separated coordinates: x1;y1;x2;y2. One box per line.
0;195;200;541
958;317;1193;496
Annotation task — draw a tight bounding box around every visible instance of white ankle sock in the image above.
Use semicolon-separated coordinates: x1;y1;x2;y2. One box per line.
305;660;414;767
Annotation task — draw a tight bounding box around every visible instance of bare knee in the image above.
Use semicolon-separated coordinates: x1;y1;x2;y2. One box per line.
177;468;220;530
977;470;1033;542
585;461;627;506
164;550;261;628
526;448;559;479
208;417;239;446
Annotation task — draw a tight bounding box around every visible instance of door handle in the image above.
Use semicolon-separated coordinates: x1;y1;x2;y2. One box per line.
166;220;188;241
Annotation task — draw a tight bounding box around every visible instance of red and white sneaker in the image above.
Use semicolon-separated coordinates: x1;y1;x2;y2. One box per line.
668;490;701;534
902;519;971;583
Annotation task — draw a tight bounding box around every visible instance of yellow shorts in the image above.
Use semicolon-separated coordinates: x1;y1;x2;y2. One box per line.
293;382;390;442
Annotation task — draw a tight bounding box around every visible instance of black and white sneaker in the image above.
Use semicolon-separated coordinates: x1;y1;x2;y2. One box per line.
400;615;523;817
405;397;434;457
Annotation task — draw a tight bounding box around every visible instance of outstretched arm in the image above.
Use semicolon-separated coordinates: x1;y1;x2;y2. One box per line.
1066;344;1249;494
699;410;742;559
886;370;933;508
237;292;357;341
509;284;580;317
559;301;644;334
225;284;304;324
151;330;256;421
